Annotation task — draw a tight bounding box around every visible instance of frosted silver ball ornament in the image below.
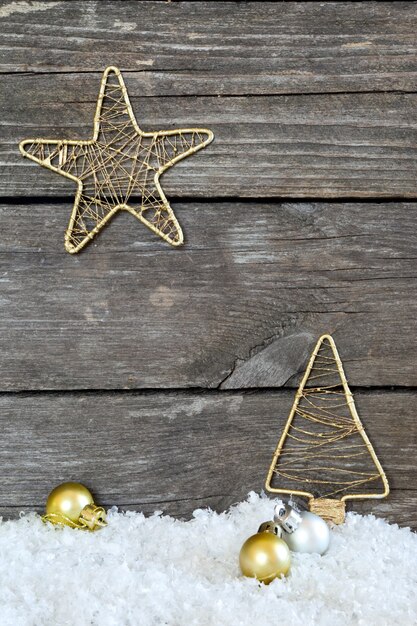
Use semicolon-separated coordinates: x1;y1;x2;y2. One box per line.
274;500;330;555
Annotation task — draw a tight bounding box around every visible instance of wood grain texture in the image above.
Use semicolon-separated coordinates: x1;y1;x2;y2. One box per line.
0;201;415;391
3;85;417;198
3;2;417;198
1;2;417;95
0;1;416;526
0;389;415;527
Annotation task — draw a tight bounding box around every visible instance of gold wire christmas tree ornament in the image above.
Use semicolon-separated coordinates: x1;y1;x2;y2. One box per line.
42;482;107;531
19;66;214;253
265;334;389;524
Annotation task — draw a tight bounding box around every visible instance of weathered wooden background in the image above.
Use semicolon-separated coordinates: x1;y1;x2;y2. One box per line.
0;1;416;527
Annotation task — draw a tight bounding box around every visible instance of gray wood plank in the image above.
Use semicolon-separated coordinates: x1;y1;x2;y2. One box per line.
3;83;417;198
0;389;415;527
1;2;417;95
1;0;415;533
0;201;416;391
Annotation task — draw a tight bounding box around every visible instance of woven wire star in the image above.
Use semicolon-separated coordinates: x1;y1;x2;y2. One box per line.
19;66;214;253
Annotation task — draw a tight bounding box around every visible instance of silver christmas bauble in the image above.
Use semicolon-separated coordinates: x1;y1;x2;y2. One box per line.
274;502;330;555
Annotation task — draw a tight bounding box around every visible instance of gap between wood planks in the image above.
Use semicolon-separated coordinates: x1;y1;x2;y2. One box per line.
2;196;417;205
1;488;415;509
1;69;416;98
0;387;414;397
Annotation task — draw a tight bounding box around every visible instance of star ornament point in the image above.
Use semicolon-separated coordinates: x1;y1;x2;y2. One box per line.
19;66;214;253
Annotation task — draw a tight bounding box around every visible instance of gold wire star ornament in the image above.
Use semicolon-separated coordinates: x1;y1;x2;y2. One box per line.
265;334;389;524
19;66;214;253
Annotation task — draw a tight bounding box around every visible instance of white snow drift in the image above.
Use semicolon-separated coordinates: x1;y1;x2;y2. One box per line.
0;492;416;626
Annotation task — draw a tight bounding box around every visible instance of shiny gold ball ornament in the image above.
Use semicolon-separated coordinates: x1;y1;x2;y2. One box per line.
239;521;291;584
44;482;107;530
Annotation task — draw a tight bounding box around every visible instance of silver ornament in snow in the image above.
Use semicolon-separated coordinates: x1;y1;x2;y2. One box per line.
274;501;330;555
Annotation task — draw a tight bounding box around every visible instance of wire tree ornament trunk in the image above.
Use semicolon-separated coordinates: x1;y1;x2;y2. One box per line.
265;335;389;524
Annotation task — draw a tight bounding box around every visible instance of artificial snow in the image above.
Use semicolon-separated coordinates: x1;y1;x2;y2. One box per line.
0;493;416;626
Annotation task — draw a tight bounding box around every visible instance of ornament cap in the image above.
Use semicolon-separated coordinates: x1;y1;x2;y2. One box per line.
273;500;302;534
257;520;282;537
79;503;107;530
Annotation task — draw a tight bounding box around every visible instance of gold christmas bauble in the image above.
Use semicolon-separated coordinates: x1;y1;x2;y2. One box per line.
46;482;94;524
239;530;291;584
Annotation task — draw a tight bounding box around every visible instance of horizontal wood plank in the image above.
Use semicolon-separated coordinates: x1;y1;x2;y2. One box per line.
3;83;417;198
0;201;416;391
0;389;415;527
1;2;417;95
0;2;416;527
